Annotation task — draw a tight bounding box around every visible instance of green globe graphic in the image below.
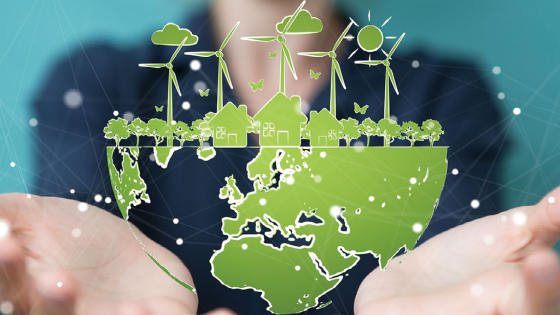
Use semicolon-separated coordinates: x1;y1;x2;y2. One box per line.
107;145;447;314
357;25;384;52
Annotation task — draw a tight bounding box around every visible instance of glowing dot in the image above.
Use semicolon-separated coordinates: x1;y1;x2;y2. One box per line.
513;108;521;115
0;220;10;239
104;197;112;204
412;60;420;68
548;196;555;204
123;111;134;122
353;141;365;152
190;59;201;71
470;284;484;296
26;194;31;199
501;215;507;222
369;196;374;202
0;301;14;314
286;176;295;185
513;212;527;226
194;81;207;93
63;89;82;108
57;282;63;288
320;151;327;158
483;234;494;245
295;265;301;271
29;118;38;127
176;238;183;245
412;223;423;233
390;115;398;122
381;202;386;208
314;175;322;183
471;199;480;209
259;198;267;206
149;154;156;161
173;218;179;224
78;203;88;212
70;189;75;194
172;120;177;125
242;244;248;250
9;162;15;168
498;92;505;100
452;168;459;175
94;194;102;203
492;66;501;75
330;206;341;217
182;101;191;110
410;177;417;184
113;110;119;116
71;228;82;238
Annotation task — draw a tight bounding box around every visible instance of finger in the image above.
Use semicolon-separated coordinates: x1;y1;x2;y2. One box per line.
118;303;150;315
526;186;560;247
203;308;238;315
522;249;560;315
0;228;33;314
34;271;76;315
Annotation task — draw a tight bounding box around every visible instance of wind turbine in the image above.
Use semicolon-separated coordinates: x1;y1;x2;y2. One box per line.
298;18;358;118
185;22;240;112
354;33;405;121
241;0;306;94
139;35;189;146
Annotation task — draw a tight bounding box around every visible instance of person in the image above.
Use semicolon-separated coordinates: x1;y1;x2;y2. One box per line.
2;0;545;314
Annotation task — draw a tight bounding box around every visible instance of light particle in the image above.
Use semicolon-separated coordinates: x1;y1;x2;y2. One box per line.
176;238;183;245
94;194;102;203
412;60;420;68
410;177;417;184
513;108;521;115
259;198;267;206
492;66;501;75
471;199;480;209
412;223;423;233
182;101;191;110
452;168;459;175
63;89;82;108
29;118;38;127
190;59;201;71
71;228;82;238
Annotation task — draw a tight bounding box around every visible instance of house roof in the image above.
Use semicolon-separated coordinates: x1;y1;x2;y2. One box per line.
253;92;308;124
306;108;343;130
208;102;252;127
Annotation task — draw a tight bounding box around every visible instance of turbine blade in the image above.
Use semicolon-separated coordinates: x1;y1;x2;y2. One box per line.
333;59;346;90
388;67;399;95
184;51;216;57
220;21;240;52
354;60;383;65
138;63;166;68
220;58;234;89
281;0;306;35
282;43;297;80
297;52;328;57
387;33;405;59
333;19;356;51
241;36;277;42
170;35;190;63
381;16;392;27
170;70;182;97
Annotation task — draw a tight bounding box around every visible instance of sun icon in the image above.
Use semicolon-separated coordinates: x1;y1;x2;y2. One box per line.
350;11;398;59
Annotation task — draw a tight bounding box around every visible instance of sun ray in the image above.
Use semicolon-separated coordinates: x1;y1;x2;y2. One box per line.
368;10;371;22
385;36;397;39
381;16;392;27
348;48;359;59
381;49;389;57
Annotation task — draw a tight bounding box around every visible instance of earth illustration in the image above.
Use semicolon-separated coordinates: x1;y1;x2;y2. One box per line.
107;146;447;314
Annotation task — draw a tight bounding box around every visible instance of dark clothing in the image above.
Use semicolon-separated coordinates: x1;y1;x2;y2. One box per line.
34;12;506;315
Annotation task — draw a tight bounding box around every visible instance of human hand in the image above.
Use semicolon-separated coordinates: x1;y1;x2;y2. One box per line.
355;188;560;315
0;193;200;315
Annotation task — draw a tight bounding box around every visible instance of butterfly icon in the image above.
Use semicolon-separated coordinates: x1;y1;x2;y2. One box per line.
269;52;277;58
155;106;164;112
354;102;369;115
310;70;321;80
249;79;264;92
199;89;209;97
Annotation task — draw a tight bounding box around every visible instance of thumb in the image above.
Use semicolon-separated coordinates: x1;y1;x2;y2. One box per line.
527;187;560;248
522;249;560;315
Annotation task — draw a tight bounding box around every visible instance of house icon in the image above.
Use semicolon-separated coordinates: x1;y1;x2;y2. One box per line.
306;108;343;147
254;93;308;147
208;102;252;148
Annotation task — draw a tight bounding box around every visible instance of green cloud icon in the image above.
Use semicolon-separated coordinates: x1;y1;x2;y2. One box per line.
151;23;199;46
276;10;323;34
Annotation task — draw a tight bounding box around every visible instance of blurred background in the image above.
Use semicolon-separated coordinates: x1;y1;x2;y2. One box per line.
1;0;559;232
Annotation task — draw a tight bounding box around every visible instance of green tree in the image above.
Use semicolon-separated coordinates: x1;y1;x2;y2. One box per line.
377;118;401;147
103;118;131;147
400;121;423;147
359;118;378;147
191;119;212;148
147;118;172;146
128;118;149;147
340;118;360;147
421;119;444;147
174;121;194;147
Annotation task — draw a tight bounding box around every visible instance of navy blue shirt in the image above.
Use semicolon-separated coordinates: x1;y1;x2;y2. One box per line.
34;12;507;315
